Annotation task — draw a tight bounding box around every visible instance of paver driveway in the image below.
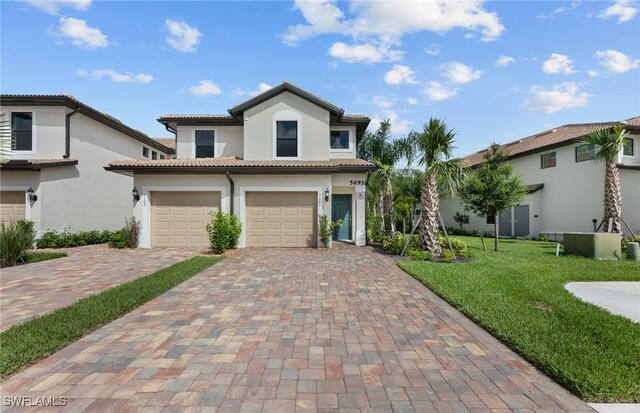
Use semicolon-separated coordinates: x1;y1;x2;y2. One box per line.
1;245;593;412
0;245;201;331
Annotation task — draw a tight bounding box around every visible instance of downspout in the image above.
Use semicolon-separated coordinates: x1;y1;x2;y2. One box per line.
63;107;80;158
165;124;177;158
226;171;234;215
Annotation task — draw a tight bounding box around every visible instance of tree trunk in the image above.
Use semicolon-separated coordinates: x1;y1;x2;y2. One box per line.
377;186;385;230
419;172;442;257
385;176;396;236
494;214;499;252
603;161;623;234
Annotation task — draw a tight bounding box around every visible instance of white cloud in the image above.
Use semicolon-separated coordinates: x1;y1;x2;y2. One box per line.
384;65;417;85
595;49;640;73
442;62;482;84
422;81;458;101
496;55;515;67
165;19;202;52
368;96;412;135
328;42;403;64
598;0;638;23
22;0;91;15
536;1;578;18
407;97;419;105
188;80;222;96
587;69;600;77
521;82;589;113
77;69;153;83
282;0;504;64
54;17;108;49
234;83;273;98
425;44;440;56
542;53;576;74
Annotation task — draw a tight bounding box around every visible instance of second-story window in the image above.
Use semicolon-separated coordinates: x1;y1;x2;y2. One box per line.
541;152;556;169
142;147;149;158
575;144;595;162
152;151;158;160
11;112;33;151
276;121;297;157
330;130;349;150
160;154;165;159
623;137;635;156
195;130;215;158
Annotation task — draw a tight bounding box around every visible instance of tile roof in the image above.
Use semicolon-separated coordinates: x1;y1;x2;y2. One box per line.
465;116;640;166
153;138;175;149
0;158;78;169
109;157;373;168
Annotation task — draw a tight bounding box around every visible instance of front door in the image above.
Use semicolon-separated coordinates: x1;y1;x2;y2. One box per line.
332;194;352;241
499;208;512;237
514;205;530;237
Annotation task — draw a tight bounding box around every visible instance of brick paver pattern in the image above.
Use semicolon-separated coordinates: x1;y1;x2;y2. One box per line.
0;245;594;412
0;245;201;331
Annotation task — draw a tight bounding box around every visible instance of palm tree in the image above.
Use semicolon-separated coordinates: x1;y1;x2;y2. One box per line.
408;118;466;256
581;125;629;234
393;168;425;226
358;119;411;236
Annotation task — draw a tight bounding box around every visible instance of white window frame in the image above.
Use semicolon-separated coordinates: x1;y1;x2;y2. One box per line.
272;110;301;160
193;128;217;158
142;146;149;159
10;111;36;155
621;136;638;160
329;129;352;153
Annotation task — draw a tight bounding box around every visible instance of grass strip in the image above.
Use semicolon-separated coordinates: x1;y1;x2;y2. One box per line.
399;237;640;402
0;254;222;378
24;251;67;264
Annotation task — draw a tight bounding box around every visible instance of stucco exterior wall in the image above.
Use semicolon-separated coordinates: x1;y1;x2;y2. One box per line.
243;92;330;161
0;105;67;158
175;125;243;159
440;141;640;238
329;125;357;160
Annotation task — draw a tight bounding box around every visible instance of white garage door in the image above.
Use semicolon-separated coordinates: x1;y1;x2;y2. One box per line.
0;191;26;224
246;192;317;247
151;191;220;247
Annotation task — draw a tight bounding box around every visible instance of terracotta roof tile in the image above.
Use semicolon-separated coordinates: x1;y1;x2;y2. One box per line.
109;157;373;168
153;138;175;149
0;158;78;169
465;116;639;166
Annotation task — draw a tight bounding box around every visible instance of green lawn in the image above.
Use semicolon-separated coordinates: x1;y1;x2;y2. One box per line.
399;237;640;403
0;255;222;378
24;251;67;264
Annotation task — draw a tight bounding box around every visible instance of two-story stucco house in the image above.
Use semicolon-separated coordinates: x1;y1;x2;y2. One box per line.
0;94;173;235
106;82;373;248
440;116;640;240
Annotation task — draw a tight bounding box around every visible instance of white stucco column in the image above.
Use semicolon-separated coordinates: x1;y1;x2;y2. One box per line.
355;184;366;246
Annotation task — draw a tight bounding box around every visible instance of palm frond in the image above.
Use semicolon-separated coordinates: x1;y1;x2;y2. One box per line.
580;126;628;164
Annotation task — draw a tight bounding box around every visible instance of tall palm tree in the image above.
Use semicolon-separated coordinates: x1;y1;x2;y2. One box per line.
581;125;629;234
394;168;425;225
408;118;466;256
358;119;411;236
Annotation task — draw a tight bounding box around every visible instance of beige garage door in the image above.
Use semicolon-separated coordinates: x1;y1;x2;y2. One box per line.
151;191;220;247
0;191;26;224
246;192;317;247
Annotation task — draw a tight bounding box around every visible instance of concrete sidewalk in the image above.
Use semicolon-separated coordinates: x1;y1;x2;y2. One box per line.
565;281;640;323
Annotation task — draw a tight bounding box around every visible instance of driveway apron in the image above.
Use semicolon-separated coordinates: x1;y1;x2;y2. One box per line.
1;245;594;412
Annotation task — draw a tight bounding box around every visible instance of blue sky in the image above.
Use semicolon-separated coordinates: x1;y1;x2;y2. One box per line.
2;0;639;157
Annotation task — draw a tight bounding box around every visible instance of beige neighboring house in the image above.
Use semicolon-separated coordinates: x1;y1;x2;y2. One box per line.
0;94;173;235
106;82;373;248
440;116;640;240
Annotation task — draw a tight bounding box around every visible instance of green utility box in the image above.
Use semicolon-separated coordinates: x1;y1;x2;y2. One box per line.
563;232;622;260
627;242;640;261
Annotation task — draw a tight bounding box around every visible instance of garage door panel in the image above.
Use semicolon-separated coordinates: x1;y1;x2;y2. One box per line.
1;191;26;224
151;191;220;247
246;192;317;248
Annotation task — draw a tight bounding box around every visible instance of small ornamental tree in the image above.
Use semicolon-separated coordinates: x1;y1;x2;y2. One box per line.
453;212;470;230
459;143;527;252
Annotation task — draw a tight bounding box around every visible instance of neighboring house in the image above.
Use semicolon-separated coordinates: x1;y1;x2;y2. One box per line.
440;117;640;240
106;82;373;248
0;94;173;235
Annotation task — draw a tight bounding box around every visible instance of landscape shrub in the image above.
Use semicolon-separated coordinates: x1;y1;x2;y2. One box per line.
206;210;242;253
107;230;129;249
437;235;469;256
319;215;342;248
36;229;115;249
382;233;418;254
408;249;432;261
123;217;140;248
442;249;456;263
0;220;35;267
367;214;385;244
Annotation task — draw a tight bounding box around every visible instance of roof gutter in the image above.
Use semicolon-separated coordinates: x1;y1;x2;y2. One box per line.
64;107;80;158
226;171;235;215
165;124;177;157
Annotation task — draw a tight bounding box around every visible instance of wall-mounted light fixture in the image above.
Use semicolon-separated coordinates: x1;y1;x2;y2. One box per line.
324;188;330;202
26;187;38;203
132;187;140;202
592;218;598;232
